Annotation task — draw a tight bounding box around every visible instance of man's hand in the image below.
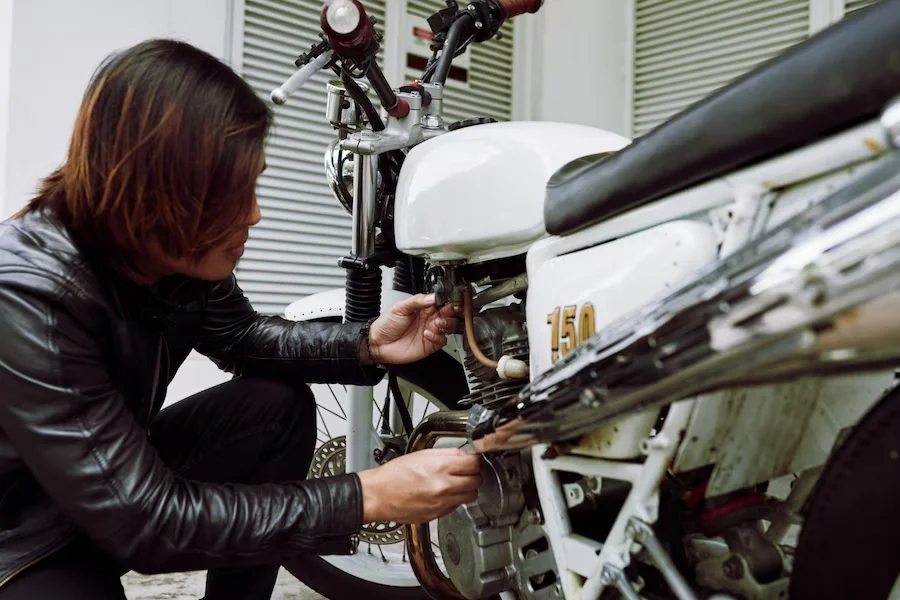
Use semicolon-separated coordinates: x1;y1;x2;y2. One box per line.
363;294;461;366
356;448;482;524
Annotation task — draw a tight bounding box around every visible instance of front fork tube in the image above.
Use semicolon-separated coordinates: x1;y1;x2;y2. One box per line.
345;151;380;474
345;386;377;473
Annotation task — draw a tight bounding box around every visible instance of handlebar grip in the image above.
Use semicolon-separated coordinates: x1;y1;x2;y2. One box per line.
321;0;375;59
271;51;333;105
496;0;543;18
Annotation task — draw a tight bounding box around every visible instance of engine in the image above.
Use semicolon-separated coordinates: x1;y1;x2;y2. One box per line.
437;451;561;600
462;303;530;408
436;299;562;599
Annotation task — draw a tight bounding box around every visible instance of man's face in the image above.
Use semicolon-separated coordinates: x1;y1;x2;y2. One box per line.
152;195;262;283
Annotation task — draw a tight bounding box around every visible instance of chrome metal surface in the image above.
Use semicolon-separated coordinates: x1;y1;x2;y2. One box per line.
351;153;378;259
342;90;446;155
475;154;900;450
473;274;529;309
882;97;900;149
325;140;355;214
345;386;376;472
326;79;369;127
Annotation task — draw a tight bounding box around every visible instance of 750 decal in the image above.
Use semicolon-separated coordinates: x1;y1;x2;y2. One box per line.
547;303;596;363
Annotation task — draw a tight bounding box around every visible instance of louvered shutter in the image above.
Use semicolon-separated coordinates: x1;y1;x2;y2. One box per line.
632;0;809;137
405;0;516;124
239;0;388;315
844;0;880;14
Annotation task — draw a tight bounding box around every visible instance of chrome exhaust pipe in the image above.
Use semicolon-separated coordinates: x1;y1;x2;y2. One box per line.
404;411;469;600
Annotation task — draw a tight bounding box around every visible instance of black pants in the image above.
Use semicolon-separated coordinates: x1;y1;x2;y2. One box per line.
0;377;318;600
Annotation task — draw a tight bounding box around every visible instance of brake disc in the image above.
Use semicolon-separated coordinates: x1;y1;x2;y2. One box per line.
309;436;406;546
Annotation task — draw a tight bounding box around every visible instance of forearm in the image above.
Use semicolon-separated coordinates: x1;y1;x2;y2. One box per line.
197;277;383;384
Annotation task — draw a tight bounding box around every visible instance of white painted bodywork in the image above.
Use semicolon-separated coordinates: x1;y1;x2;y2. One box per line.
393;121;629;263
526;219;719;379
526;219;719;459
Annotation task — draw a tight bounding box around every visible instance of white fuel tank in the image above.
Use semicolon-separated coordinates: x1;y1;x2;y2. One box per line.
393;122;629;263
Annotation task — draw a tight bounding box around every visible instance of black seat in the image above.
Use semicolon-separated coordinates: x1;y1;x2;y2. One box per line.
545;0;900;236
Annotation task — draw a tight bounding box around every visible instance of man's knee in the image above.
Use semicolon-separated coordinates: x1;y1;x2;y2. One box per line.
236;378;318;479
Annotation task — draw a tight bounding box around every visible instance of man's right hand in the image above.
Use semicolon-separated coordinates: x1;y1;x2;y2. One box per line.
356;448;482;524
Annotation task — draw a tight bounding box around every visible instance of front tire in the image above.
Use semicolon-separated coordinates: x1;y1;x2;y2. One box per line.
790;384;900;599
286;350;468;600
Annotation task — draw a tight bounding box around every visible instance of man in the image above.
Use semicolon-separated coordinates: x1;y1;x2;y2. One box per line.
0;39;480;599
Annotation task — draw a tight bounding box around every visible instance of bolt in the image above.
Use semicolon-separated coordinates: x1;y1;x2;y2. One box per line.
802;279;828;306
722;556;745;580
524;509;542;525
580;388;601;409
423;114;442;129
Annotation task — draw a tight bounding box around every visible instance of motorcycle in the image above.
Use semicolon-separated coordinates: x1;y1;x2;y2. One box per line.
270;0;900;598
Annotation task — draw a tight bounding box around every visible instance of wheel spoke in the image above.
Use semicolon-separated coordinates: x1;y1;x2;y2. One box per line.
316;409;332;438
327;385;347;419
317;404;346;422
375;397;388;433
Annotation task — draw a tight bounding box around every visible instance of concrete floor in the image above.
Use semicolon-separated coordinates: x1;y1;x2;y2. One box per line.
121;568;326;600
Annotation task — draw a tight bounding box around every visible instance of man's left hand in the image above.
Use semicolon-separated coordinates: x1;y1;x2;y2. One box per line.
364;294;461;365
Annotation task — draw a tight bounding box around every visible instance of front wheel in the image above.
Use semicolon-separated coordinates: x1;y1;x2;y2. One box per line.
286;349;468;600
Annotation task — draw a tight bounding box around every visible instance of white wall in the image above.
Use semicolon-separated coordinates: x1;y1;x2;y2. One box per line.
1;0;233;219
0;1;13;214
532;0;630;137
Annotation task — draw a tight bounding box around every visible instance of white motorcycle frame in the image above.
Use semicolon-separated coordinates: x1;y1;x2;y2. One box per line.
525;119;895;599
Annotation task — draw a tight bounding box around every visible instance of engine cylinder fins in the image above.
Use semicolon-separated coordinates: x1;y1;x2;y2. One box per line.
463;305;530;408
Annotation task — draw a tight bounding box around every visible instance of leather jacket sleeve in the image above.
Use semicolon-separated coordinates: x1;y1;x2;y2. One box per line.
0;271;364;574
195;275;384;385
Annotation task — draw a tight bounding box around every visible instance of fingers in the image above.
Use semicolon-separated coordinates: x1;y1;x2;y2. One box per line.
439;303;462;317
423;329;448;347
449;474;482;493
433;316;460;334
442;453;483;476
393;293;437;316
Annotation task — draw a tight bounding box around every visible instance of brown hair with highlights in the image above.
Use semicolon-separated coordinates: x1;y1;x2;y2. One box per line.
22;39;272;273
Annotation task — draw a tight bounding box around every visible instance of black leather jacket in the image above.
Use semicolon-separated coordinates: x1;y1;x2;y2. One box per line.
0;209;382;586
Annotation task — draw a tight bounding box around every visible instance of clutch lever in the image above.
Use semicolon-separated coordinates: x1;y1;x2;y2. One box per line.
271;50;334;105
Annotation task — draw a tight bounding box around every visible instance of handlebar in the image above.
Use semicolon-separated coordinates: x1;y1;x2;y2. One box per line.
496;0;543;18
271;51;333;105
429;0;543;86
271;0;544;110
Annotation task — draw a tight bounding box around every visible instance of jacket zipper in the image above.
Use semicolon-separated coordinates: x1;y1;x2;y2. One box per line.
0;538;70;589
